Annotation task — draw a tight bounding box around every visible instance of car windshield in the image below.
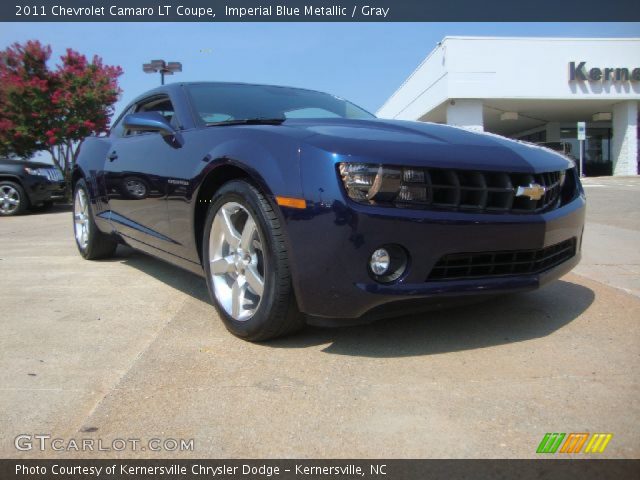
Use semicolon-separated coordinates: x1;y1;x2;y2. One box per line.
186;83;375;124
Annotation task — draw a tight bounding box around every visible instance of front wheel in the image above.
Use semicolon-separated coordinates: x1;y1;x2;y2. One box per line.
203;180;303;341
0;181;28;216
73;179;118;259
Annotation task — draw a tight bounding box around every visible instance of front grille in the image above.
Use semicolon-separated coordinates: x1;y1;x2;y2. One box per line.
398;168;565;214
44;168;64;181
427;238;576;281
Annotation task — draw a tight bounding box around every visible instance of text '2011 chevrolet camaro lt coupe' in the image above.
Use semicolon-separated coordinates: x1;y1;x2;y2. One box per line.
73;82;585;340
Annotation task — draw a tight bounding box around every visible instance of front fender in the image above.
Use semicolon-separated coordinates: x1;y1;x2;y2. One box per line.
195;133;303;201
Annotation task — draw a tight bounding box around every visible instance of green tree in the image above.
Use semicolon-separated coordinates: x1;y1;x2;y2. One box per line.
0;40;123;193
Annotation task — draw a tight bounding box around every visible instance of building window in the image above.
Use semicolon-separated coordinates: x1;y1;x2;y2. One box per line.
518;130;547;143
561;126;612;176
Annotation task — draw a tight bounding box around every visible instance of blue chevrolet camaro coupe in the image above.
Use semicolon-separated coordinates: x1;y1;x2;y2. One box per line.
73;82;585;340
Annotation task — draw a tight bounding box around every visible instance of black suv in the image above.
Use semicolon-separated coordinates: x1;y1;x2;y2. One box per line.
0;158;66;216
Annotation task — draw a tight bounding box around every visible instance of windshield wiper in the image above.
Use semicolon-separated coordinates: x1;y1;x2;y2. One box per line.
206;118;286;126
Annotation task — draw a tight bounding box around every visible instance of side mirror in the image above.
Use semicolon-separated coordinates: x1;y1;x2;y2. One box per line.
123;112;177;137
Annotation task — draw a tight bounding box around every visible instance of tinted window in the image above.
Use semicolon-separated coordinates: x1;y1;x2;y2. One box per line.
186;84;375;124
137;97;176;125
123;96;177;137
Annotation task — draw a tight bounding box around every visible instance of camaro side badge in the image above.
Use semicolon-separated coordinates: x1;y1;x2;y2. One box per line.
515;183;546;201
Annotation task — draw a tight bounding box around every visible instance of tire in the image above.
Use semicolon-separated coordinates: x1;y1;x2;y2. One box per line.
0;181;29;216
73;179;118;260
202;180;304;341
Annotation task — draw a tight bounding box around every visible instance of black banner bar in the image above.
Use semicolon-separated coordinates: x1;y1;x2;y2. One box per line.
2;0;640;22
1;460;639;480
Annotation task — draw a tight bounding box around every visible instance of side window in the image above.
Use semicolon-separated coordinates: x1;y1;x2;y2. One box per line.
125;96;178;137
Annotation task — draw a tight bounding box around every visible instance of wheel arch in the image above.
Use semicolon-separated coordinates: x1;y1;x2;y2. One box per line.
71;165;100;208
71;165;84;187
193;159;284;265
0;174;24;186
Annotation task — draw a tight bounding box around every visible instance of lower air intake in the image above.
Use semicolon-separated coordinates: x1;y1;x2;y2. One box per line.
427;238;576;281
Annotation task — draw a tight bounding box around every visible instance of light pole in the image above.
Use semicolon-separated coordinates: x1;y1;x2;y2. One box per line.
142;59;182;85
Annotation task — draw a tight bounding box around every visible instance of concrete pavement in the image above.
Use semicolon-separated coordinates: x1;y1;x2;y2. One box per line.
577;176;640;297
0;179;638;459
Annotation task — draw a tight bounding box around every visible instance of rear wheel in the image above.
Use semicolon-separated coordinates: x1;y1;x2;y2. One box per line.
73;179;117;259
203;180;304;341
0;181;28;216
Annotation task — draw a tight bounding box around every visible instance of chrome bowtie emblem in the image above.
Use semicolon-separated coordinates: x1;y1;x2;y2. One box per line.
515;183;546;201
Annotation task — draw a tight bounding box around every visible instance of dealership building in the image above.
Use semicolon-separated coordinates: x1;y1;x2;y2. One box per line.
377;37;640;176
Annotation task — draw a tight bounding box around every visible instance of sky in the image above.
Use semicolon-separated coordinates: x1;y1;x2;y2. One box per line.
2;22;639;119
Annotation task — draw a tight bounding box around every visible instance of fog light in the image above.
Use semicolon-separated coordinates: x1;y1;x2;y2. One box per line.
368;244;409;284
370;248;391;275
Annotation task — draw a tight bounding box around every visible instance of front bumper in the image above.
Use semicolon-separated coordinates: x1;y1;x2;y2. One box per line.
283;194;586;320
25;177;66;204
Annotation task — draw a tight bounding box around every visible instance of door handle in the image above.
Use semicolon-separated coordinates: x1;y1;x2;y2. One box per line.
108;151;118;162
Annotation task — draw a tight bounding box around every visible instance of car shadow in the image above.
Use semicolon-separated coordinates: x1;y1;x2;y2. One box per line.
270;280;595;357
111;245;595;358
113;245;210;303
28;203;72;215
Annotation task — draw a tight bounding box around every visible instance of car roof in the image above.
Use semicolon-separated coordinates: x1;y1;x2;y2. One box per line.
131;81;333;104
181;81;326;92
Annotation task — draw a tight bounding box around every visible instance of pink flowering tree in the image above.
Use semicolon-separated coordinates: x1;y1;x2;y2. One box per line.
0;40;122;193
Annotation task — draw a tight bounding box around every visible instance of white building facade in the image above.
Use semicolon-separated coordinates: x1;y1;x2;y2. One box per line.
377;37;640;176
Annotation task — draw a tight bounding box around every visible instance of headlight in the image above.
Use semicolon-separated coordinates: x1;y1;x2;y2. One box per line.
24;167;63;181
24;167;45;176
339;163;430;205
338;163;404;203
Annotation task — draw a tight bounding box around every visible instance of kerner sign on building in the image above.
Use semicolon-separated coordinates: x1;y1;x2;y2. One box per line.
569;61;640;82
378;37;639;176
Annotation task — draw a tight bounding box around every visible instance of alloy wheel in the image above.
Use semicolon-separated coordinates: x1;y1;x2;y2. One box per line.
125;179;147;198
74;188;90;250
0;185;20;215
209;202;265;321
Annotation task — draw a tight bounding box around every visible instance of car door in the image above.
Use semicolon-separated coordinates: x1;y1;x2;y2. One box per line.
103;95;180;251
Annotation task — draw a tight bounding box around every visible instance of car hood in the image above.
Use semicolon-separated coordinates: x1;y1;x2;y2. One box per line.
280;118;573;173
0;159;55;169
